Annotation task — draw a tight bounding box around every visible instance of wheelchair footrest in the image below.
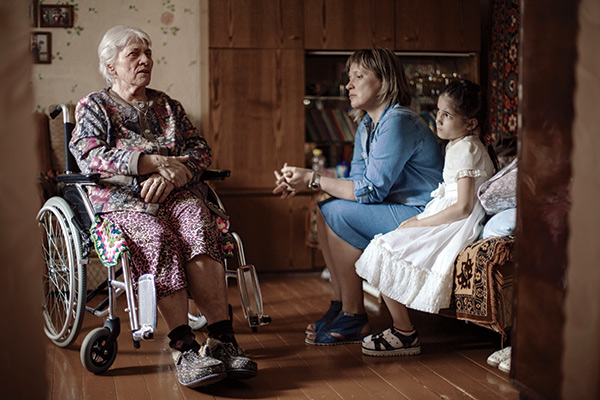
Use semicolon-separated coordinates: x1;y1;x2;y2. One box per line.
136;274;157;340
236;265;270;327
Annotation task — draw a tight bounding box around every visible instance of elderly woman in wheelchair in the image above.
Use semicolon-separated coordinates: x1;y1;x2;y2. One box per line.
61;25;256;388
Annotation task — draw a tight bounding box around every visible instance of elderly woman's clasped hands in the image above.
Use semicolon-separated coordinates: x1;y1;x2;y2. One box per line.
139;154;192;204
273;163;314;199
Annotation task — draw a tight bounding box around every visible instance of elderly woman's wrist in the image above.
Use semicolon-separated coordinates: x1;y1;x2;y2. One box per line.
138;153;159;175
125;151;139;174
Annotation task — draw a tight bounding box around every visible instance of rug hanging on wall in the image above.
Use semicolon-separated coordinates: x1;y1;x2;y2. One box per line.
488;0;520;160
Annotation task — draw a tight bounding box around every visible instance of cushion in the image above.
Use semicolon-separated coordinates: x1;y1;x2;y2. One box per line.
478;158;517;214
482;208;516;239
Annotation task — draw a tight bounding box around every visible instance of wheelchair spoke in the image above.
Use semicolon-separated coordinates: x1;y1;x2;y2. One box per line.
39;207;77;341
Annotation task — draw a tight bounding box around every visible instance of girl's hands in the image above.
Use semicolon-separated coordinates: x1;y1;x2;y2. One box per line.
397;215;420;229
139;154;192;188
140;173;175;204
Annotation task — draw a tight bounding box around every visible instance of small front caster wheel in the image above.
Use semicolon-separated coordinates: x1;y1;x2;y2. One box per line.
80;327;118;374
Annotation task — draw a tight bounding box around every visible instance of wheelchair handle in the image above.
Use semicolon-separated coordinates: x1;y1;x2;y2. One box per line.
50;104;74;124
50;104;79;174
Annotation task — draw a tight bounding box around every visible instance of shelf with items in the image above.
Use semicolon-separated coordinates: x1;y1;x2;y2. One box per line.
304;52;357;172
303;96;357;173
401;52;480;132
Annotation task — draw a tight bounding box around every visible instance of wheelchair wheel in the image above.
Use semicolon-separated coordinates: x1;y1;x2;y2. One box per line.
38;197;87;348
80;327;118;374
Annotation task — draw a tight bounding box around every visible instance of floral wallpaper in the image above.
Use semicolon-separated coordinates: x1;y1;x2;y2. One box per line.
31;0;203;126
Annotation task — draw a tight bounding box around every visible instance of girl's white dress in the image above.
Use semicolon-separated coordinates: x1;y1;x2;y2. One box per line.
355;135;495;313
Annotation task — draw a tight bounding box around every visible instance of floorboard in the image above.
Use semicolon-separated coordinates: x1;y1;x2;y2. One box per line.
42;274;518;400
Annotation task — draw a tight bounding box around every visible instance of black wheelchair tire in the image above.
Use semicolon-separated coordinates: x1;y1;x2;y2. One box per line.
80;327;118;374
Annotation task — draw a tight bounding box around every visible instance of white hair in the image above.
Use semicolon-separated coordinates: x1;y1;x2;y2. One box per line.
98;25;152;86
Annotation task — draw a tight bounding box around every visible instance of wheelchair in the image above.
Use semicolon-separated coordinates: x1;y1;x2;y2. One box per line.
37;104;270;374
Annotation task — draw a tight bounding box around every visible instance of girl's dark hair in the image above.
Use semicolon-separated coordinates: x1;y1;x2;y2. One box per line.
441;79;498;171
345;48;412;122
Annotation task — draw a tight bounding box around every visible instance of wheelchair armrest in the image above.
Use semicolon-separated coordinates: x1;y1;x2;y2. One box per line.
55;170;228;184
201;169;231;181
56;173;101;184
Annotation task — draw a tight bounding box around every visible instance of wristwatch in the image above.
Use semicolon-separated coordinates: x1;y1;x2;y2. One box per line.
308;171;321;190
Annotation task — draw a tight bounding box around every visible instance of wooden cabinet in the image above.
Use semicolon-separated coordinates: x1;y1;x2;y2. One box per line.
304;0;395;50
207;48;304;189
219;193;313;272
207;1;311;271
396;0;481;51
209;0;303;49
303;0;480;52
206;48;309;270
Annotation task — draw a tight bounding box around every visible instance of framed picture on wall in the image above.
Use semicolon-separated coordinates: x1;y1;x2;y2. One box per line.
31;32;52;64
29;0;39;27
40;4;73;28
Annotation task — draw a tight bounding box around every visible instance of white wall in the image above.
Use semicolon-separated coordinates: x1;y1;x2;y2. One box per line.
31;0;203;126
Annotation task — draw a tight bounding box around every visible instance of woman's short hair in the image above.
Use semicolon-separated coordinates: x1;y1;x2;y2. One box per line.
346;48;412;122
98;25;152;86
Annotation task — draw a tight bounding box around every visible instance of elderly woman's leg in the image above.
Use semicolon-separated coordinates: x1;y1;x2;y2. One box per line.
157;283;227;388
185;254;229;325
158;289;209;359
185;253;257;379
158;288;191;329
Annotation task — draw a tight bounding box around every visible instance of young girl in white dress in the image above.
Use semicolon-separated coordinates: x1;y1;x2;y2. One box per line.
355;79;497;357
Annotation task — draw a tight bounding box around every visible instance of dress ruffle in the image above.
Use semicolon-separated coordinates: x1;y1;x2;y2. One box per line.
456;169;484;180
356;235;454;313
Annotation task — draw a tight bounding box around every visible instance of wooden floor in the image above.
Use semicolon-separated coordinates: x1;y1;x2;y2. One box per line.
44;274;518;399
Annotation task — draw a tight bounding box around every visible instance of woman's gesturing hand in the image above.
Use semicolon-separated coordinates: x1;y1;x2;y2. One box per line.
272;164;313;199
281;164;312;190
139;154;192;188
273;170;295;199
140;173;175;204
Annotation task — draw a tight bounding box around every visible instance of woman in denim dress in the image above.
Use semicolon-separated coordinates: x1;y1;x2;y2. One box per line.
274;48;444;345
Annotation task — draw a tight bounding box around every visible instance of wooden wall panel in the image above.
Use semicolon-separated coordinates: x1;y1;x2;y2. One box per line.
396;0;481;51
207;49;304;190
304;0;395;50
209;0;303;49
220;193;314;271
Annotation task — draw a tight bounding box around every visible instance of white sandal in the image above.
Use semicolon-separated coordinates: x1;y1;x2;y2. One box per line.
498;355;511;373
486;346;511;367
362;327;421;357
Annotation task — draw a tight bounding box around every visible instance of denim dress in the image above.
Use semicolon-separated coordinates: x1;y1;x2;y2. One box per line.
319;104;443;249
